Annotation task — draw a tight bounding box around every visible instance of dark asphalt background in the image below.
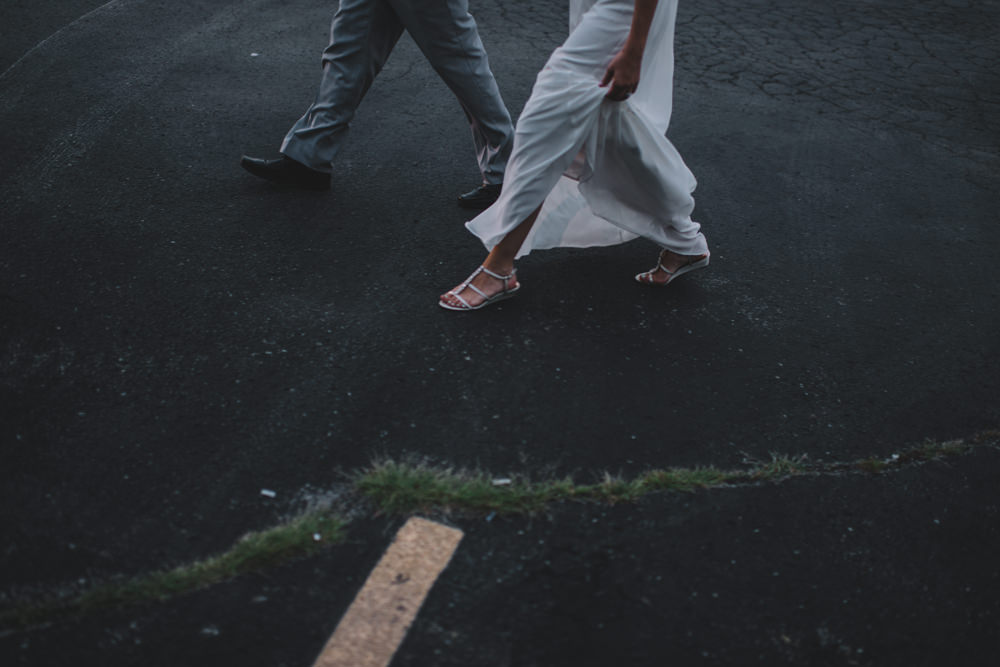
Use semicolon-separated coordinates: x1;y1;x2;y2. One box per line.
2;0;998;665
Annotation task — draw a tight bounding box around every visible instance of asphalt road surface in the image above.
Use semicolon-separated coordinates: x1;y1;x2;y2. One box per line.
2;1;998;665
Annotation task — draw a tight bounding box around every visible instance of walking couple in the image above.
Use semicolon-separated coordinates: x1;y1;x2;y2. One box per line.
241;0;710;311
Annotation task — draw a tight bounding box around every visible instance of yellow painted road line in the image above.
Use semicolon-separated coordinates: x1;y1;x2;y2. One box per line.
312;517;464;667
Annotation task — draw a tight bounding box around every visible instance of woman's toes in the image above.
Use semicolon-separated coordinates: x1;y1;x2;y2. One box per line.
642;268;668;285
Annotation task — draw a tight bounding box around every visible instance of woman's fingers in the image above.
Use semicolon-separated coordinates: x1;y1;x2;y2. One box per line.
601;66;632;100
600;51;640;100
605;85;628;100
604;79;635;100
599;65;614;88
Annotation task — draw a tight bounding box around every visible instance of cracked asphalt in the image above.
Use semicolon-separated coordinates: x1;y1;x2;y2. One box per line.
2;0;999;665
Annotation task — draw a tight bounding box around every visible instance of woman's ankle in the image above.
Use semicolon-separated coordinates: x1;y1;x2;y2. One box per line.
483;257;515;276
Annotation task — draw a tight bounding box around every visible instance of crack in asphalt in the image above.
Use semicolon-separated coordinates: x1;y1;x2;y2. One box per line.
675;0;1000;158
2;432;995;634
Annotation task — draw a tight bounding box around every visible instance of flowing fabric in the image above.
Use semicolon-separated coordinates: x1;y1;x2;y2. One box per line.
466;0;708;258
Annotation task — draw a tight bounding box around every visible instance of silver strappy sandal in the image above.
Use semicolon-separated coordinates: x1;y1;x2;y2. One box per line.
635;250;710;286
439;265;520;311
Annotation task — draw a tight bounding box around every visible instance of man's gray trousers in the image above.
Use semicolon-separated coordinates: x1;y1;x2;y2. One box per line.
280;0;514;185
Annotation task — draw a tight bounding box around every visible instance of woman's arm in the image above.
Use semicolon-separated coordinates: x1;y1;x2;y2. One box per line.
600;0;660;100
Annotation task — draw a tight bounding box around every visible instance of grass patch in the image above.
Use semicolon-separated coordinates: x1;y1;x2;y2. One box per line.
357;438;997;517
584;473;644;503
723;454;809;483
639;466;730;491
856;457;888;473
357;459;776;516
1;510;347;631
355;460;578;514
899;438;970;462
750;454;808;480
573;467;729;503
5;431;996;631
970;429;1000;444
849;438;977;473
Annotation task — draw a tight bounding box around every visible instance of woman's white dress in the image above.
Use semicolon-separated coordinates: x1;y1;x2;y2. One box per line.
466;0;708;258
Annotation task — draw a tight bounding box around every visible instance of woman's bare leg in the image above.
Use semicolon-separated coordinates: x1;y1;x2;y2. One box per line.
439;205;542;308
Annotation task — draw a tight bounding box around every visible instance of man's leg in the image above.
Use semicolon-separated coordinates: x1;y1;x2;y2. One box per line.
280;0;405;171
391;0;513;204
242;0;404;188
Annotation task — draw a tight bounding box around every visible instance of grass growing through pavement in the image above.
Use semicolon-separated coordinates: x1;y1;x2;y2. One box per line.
356;455;805;515
354;460;579;514
851;437;977;474
2;432;994;630
2;509;347;630
357;439;983;516
354;459;752;514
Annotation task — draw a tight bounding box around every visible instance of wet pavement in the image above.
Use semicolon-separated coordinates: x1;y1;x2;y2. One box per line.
2;1;998;665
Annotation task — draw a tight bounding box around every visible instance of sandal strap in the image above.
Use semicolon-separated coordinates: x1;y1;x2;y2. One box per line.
464;282;489;299
479;266;515;280
446;264;516;309
480;265;516;283
447;290;472;309
655;261;676;276
449;265;486;293
466;265;486;283
656;251;706;276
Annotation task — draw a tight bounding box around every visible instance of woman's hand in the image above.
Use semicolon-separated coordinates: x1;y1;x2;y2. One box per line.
600;47;642;101
601;0;659;101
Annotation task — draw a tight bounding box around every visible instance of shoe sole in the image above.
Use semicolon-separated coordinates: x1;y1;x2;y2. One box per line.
456;197;500;210
240;159;330;191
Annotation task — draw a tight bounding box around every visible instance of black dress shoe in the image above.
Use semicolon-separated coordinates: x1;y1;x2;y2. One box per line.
240;155;331;190
457;182;502;209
